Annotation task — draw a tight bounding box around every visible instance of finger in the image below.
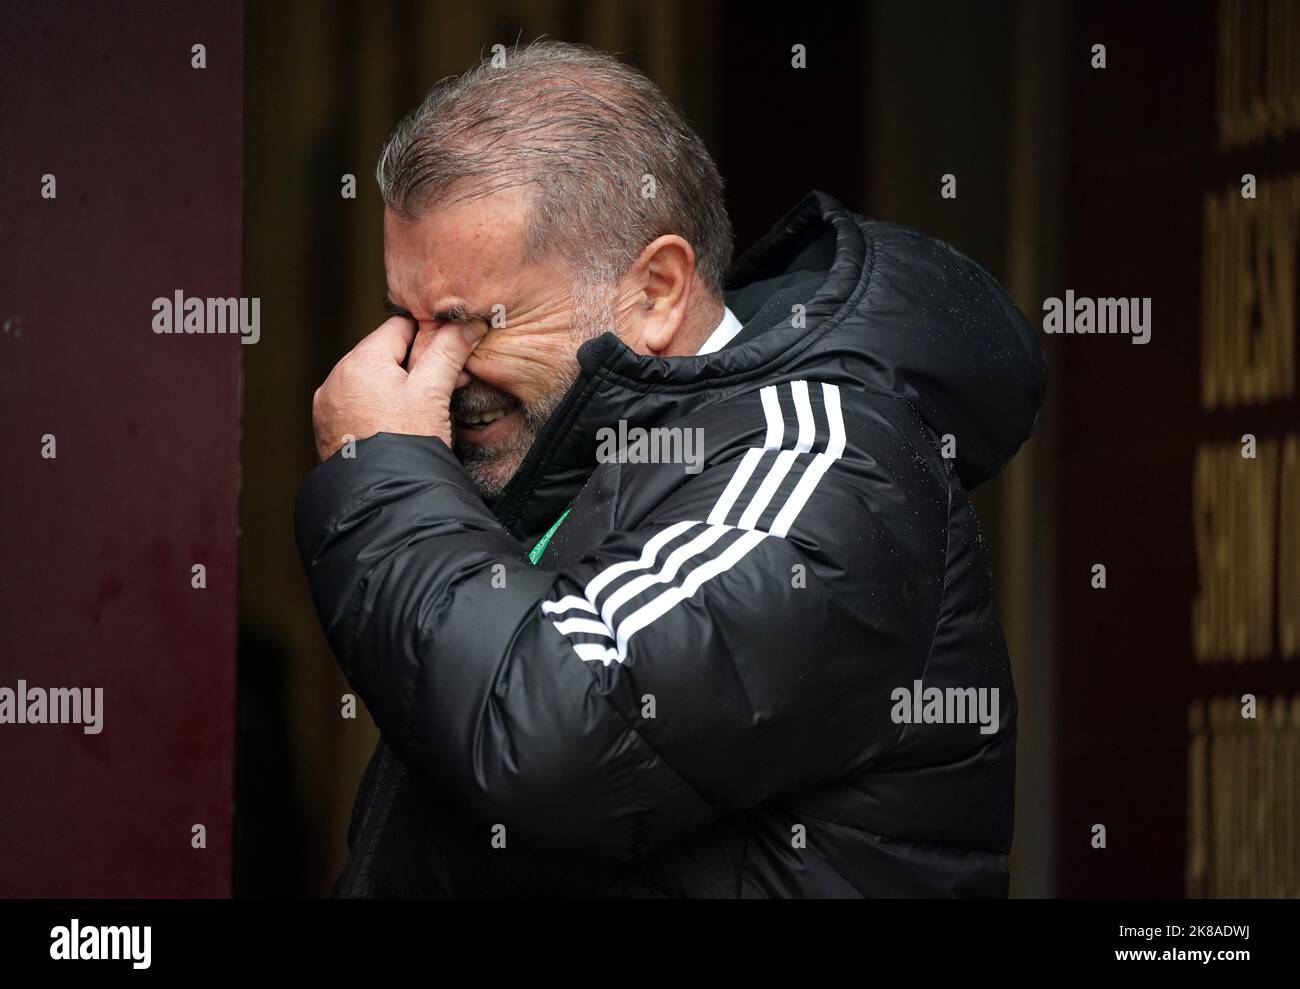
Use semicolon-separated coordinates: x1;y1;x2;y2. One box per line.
356;315;417;366
405;325;432;371
405;322;442;372
407;321;488;396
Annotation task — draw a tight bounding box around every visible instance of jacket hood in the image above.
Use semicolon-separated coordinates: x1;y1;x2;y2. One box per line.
720;191;1047;490
491;191;1047;537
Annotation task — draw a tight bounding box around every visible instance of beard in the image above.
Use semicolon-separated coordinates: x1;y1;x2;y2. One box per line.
453;280;617;501
451;380;566;501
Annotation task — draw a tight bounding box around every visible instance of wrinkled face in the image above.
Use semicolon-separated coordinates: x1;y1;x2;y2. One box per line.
384;187;616;499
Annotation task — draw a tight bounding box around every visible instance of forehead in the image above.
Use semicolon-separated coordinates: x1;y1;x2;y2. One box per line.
382;185;535;310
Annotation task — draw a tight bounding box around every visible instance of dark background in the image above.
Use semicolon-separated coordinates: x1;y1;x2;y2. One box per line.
2;0;1295;898
0;1;242;896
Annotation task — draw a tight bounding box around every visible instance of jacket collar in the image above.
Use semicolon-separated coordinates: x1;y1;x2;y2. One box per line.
491;191;867;540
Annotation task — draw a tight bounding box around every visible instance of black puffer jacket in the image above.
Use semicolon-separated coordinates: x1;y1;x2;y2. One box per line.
295;191;1046;897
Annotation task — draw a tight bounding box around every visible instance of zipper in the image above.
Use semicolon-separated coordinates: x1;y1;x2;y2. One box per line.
528;508;571;564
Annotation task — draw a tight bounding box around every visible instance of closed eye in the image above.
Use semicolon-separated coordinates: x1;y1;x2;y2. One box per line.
383;296;491;325
434;304;470;323
382;296;412;319
435;304;494;326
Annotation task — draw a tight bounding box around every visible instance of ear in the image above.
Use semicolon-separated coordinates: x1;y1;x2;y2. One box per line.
621;235;696;355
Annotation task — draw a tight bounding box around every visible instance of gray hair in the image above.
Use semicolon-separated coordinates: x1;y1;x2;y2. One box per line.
375;40;733;295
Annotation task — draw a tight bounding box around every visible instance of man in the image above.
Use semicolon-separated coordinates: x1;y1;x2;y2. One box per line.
296;41;1046;897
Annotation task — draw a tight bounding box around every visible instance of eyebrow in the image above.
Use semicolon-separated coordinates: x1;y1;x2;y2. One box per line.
383;295;493;325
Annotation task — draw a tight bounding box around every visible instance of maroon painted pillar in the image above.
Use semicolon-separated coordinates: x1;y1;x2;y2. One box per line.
0;2;242;896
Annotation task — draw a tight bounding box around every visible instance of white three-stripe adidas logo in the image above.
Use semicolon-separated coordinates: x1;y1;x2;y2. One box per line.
541;380;847;665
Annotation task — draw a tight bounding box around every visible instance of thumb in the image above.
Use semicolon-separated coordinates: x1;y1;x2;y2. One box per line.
407;321;488;396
